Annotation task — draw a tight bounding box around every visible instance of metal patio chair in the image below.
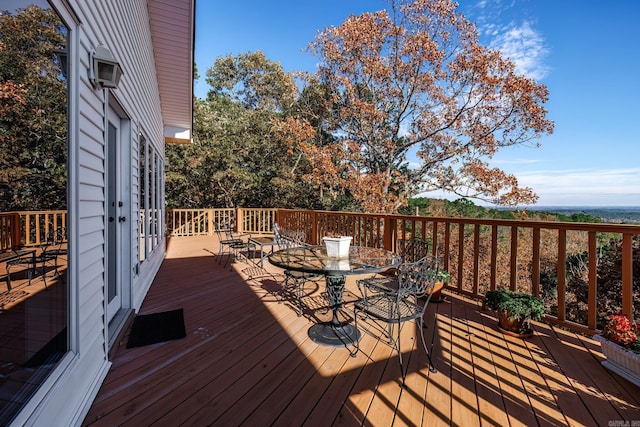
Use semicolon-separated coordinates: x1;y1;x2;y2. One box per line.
214;222;250;267
274;226;322;316
6;227;67;290
357;236;431;297
354;255;440;386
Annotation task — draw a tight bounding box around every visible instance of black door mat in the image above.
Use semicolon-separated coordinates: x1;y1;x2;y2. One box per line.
126;308;186;348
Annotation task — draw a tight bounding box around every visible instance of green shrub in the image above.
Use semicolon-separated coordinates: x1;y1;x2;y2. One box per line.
485;288;545;326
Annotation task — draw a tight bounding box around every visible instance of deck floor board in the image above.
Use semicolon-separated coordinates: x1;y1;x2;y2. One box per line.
83;236;640;426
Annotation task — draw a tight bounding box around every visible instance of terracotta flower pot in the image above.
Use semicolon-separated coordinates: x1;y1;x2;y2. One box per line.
496;309;533;338
430;281;446;302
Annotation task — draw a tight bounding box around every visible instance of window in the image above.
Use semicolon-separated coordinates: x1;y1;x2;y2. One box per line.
138;133;164;264
0;3;69;424
139;134;146;261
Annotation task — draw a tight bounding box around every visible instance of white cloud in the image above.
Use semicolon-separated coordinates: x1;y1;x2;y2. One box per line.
489;20;550;80
468;1;550;81
418;168;640;207
491;158;541;165
517;168;640;206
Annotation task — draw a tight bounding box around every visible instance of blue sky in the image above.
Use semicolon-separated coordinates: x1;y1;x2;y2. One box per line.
194;0;640;207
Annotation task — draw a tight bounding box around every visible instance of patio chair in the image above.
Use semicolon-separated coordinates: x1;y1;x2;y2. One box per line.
357;236;430;296
275;226;322;316
45;226;66;268
272;222;302;251
214;222;247;267
354;255;440;386
6;227;67;290
3;252;34;291
227;227;256;264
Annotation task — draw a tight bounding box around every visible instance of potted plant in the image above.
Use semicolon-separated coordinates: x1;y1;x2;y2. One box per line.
431;268;450;302
594;313;640;387
484;288;545;338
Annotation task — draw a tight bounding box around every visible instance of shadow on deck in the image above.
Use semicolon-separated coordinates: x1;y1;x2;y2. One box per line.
84;236;640;426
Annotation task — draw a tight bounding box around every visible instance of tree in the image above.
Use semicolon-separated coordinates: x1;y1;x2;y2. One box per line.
296;0;553;213
166;52;322;209
0;6;68;211
205;50;297;112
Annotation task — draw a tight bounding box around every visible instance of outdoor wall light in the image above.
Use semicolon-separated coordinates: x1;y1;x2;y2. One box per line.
90;44;123;89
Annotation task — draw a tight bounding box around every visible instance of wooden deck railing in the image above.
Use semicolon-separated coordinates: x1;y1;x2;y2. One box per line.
275;208;639;336
14;210;67;247
0;212;21;251
236;208;278;234
12;208;635;337
166;208;278;236
165;206;640;335
166;208;236;236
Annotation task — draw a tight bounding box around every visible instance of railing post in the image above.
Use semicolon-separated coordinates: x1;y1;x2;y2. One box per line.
383;216;393;251
11;212;21;248
236;208;243;233
207;209;214;235
622;233;633;321
510;226;518;291
557;229;567;323
473;224;480;296
311;210;318;245
588;231;597;330
532;227;541;297
490;225;497;291
457;224;464;293
431;221;438;257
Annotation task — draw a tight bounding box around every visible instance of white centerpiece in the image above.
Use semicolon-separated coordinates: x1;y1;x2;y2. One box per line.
323;236;352;258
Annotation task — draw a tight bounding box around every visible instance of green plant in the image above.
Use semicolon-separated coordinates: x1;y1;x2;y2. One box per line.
435;268;451;283
484;288;545;329
426;268;450;284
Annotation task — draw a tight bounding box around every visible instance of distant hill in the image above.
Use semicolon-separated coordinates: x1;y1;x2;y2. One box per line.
405;198;640;224
524;206;640;224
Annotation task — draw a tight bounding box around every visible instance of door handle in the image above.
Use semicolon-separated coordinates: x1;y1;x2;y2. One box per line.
119;216;126;222
109;217;115;222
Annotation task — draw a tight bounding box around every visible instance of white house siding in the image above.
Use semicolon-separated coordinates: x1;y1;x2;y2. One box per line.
12;0;182;425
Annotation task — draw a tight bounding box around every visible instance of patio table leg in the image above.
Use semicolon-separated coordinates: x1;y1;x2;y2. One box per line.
308;274;361;349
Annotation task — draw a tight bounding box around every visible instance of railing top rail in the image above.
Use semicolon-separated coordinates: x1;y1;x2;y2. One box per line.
278;208;640;234
15;210;67;214
168;208;235;211
279;208;388;219
396;215;640;234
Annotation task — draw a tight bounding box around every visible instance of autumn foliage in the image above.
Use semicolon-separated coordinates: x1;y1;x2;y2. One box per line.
0;6;68;211
175;0;555;215
292;0;554;213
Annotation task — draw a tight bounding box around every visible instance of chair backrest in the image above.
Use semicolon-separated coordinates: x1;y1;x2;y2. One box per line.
396;255;440;298
273;222;285;247
214;222;228;232
214;222;230;240
397;237;430;263
281;230;306;249
273;223;305;249
53;227;66;244
41;227;60;248
224;227;237;240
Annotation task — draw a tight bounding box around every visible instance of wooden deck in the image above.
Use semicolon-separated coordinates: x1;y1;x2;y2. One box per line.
84;236;640;426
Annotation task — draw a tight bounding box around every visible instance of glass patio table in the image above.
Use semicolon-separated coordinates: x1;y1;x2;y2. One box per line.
249;236;280;268
268;245;402;348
